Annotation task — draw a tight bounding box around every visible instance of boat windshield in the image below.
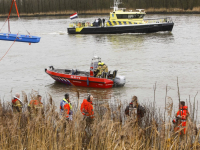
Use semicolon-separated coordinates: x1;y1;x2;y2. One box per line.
116;14;144;19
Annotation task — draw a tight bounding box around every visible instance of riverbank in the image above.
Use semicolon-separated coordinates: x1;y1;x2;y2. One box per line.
0;91;199;149
1;7;200;18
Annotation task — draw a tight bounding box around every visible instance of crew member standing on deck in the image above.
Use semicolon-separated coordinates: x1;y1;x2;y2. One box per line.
94;62;103;77
98;18;102;26
102;18;105;27
12;93;22;113
101;62;108;73
95;19;99;26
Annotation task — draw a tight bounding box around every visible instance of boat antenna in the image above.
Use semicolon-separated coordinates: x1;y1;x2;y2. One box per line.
111;0;122;11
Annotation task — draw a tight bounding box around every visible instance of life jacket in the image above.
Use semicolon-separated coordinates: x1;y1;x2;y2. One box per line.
174;106;189;134
80;99;94;118
176;106;189;120
30;100;39;105
12;98;18;105
12;97;22;107
28;100;43;108
60;98;72;118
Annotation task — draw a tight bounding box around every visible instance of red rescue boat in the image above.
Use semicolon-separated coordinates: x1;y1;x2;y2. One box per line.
45;56;126;88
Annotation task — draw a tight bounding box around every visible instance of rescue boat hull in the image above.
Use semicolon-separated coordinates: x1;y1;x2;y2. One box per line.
0;33;41;43
67;23;174;34
45;69;114;89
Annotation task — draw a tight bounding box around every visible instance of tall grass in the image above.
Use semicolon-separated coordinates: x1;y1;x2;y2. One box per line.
0;91;199;150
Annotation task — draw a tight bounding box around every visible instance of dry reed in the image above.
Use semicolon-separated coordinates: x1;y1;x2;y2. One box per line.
0;90;199;150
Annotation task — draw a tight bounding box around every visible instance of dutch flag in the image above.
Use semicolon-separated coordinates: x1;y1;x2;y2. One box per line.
70;12;78;20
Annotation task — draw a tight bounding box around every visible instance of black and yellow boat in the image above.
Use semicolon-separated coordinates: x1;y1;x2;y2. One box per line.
67;0;174;34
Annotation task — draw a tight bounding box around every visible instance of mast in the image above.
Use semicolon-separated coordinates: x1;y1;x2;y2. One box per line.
7;0;20;33
112;0;122;11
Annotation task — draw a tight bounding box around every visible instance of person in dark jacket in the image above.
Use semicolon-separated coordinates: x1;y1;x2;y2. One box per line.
93;19;99;26
98;18;102;26
125;96;146;125
102;18;105;27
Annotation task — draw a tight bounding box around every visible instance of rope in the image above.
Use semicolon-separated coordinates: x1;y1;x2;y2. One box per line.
1;0;30;35
0;18;8;33
0;36;17;62
18;18;30;35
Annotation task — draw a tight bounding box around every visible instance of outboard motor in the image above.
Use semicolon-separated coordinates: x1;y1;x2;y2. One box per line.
113;76;126;87
113;70;118;78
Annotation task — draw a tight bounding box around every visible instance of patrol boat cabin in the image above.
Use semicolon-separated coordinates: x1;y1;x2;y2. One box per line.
67;0;174;34
107;8;146;26
107;0;146;26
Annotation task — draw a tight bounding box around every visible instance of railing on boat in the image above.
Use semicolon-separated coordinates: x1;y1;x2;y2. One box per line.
106;17;173;26
143;17;173;24
69;22;91;28
69;17;173;28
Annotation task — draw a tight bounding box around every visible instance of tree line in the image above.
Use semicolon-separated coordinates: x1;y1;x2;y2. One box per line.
0;0;200;15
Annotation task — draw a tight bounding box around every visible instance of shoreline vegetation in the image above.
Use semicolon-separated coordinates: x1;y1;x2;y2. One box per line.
1;0;200;18
0;87;200;149
1;7;200;18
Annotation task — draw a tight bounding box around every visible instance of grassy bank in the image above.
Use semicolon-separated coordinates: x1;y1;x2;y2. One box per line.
0;90;200;150
1;7;200;18
1;0;200;18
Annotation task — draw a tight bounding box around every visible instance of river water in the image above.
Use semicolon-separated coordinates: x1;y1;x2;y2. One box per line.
0;14;200;117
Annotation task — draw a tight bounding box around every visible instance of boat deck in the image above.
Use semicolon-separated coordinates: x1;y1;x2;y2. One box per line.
53;69;90;77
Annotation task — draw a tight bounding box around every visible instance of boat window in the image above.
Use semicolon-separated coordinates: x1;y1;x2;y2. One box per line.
116;14;127;19
139;14;144;18
117;14;144;19
123;14;128;18
128;15;135;18
93;62;98;70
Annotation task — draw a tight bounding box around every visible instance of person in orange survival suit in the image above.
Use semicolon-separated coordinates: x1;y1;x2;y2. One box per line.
12;93;22;113
60;93;73;121
81;94;94;120
172;101;189;135
28;95;43;108
81;94;94;145
28;95;44;118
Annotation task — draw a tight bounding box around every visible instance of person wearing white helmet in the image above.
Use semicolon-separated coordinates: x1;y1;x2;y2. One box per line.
12;93;22;113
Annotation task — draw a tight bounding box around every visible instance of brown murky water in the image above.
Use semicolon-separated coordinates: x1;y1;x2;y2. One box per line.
0;14;200;116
